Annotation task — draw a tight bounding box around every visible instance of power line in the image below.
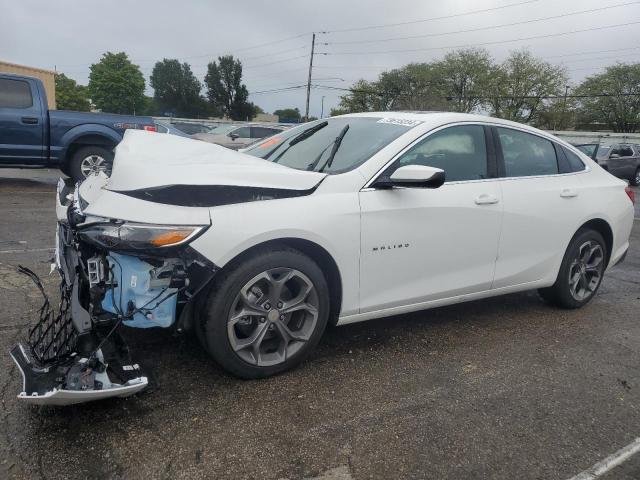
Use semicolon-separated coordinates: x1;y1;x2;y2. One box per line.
319;0;540;34
311;83;640;100
325;1;640;45
318;21;640;55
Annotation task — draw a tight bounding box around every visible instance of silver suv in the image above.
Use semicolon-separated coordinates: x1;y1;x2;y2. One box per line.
192;124;286;150
595;143;640;186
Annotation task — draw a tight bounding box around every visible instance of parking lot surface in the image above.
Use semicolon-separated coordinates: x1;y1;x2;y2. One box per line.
0;168;639;480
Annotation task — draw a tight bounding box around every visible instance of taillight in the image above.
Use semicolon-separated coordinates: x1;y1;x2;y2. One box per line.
144;125;157;132
625;186;636;205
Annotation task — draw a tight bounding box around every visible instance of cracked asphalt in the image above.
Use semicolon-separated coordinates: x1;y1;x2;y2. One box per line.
0;168;639;480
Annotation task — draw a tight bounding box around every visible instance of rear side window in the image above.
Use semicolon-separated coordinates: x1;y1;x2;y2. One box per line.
232;127;251;138
395;125;488;182
619;145;634;157
562;147;586;172
251;127;280;138
497;127;558;177
0;78;33;108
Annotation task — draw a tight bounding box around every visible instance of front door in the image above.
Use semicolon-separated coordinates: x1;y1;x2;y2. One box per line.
0;77;44;164
359;124;503;314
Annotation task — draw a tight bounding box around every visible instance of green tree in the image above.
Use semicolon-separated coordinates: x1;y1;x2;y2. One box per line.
489;49;568;123
574;63;640;132
150;59;206;117
55;73;90;111
88;52;146;114
204;55;255;120
273;107;301;122
432;48;496;113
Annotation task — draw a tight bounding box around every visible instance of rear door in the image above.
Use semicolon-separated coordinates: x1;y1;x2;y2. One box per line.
0;77;45;164
609;144;636;180
359;123;503;313
492;126;584;288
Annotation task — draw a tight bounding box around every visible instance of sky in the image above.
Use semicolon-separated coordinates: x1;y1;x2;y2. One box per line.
1;0;639;117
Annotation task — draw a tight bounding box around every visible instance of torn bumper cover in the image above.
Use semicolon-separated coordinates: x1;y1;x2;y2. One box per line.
10;178;216;406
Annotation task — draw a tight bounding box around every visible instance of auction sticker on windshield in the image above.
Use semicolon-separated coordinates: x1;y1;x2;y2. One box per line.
377;118;423;127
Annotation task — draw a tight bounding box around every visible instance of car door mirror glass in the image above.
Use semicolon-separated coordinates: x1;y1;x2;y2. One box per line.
388;165;445;188
229;133;239;140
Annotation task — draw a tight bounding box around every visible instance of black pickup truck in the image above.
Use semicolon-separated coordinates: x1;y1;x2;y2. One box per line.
0;73;156;181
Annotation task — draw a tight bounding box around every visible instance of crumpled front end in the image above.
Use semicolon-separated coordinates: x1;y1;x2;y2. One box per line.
10;176;216;406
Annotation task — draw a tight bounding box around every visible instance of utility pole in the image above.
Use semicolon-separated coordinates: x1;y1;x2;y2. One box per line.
304;33;316;122
321;96;325;118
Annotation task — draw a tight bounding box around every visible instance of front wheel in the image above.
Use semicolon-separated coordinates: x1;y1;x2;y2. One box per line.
68;146;114;182
538;228;607;308
202;247;330;379
630;167;640;187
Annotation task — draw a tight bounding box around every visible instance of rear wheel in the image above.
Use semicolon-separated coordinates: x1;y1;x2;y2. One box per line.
68;146;114;182
203;247;330;379
538;228;607;308
630;167;640;187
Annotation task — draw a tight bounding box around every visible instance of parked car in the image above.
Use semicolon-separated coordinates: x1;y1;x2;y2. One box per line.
11;112;635;405
154;120;191;138
192;123;286;150
169;121;211;135
0;73;156;181
595;143;640;186
573;143;599;159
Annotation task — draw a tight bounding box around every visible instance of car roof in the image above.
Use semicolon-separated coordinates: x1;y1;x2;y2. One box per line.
338;111;559;138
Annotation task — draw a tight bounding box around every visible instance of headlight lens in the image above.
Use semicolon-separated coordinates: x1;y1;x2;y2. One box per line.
78;222;207;250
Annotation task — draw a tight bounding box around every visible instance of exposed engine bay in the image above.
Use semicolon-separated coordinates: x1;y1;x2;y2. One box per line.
10;177;216;406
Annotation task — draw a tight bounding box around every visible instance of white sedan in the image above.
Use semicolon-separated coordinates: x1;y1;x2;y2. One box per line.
11;112;635;404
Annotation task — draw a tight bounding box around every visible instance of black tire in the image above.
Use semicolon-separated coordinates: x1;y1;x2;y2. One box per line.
538;228;607;309
630;167;640;187
68;146;114;182
203;247;330;379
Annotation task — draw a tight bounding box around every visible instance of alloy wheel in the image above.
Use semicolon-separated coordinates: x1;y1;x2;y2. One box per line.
227;267;319;366
568;240;604;301
80;154;111;178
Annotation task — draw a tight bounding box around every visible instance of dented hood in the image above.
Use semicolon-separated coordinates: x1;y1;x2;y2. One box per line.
107;129;327;192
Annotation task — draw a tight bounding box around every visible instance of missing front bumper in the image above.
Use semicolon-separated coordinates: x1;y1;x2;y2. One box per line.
10;343;148;406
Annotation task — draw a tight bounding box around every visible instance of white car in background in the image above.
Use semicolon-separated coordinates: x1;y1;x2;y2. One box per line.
11;112;635;405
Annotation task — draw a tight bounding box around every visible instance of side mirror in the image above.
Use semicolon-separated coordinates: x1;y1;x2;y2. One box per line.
609;153;620;159
229;133;239;140
375;165;445;189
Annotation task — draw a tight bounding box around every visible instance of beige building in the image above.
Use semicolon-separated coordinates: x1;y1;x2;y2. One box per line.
0;60;57;109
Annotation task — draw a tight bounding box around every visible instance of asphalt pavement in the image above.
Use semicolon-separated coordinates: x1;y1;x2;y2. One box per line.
0;168;639;480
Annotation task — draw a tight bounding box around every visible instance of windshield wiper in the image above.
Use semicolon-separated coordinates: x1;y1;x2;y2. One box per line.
315;124;350;172
269;121;329;162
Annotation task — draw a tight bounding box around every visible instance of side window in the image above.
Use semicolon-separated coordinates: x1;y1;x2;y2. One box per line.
250;127;279;138
497;127;558;177
619;146;634;157
232;127;251;138
0;78;34;108
562;147;586;173
394;125;488;182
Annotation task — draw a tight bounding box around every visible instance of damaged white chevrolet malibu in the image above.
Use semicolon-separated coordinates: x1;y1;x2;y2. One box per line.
11;112;635;405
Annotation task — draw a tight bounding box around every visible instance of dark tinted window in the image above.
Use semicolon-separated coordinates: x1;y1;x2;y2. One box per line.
562;147;586;172
244;117;415;173
251;127;280;138
498;127;558;177
232;127;251;138
0;79;33;108
394;125;488;182
619;145;634;157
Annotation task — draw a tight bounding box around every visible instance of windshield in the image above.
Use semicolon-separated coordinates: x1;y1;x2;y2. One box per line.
207;124;238;135
596;146;611;159
243;117;417;173
574;144;597;158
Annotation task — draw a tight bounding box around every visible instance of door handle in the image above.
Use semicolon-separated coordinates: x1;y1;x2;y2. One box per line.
21;116;39;125
560;188;578;198
474;194;500;205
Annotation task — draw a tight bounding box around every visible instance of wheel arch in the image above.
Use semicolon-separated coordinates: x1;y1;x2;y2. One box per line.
577;217;613;266
218;237;343;325
60;126;121;167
